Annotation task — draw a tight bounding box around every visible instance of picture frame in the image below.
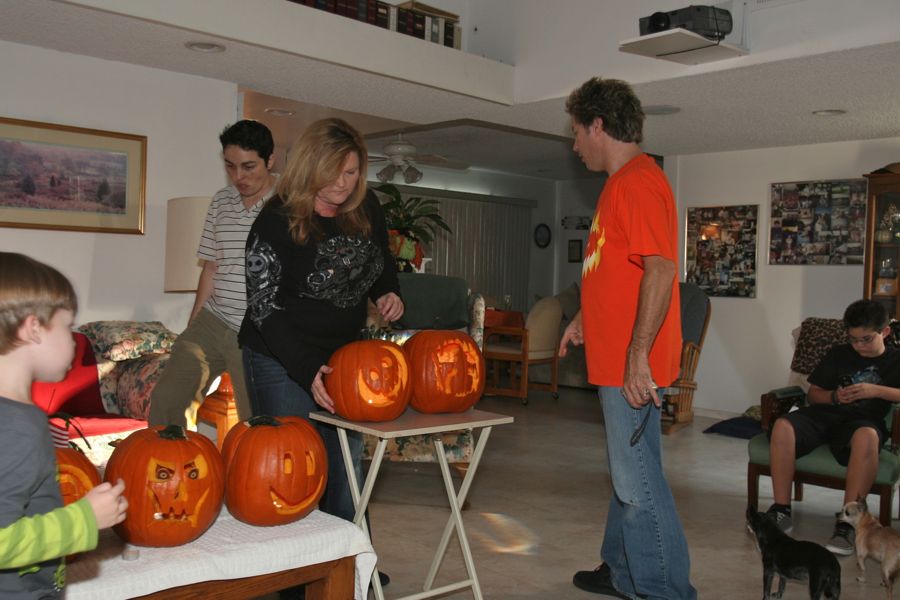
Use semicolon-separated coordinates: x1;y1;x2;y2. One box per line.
0;117;146;234
567;239;582;263
769;179;867;265
684;204;758;298
875;278;898;297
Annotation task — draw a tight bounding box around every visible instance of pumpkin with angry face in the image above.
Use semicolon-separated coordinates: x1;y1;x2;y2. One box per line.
404;330;485;413
55;446;101;506
326;339;412;421
104;425;224;547
222;415;327;526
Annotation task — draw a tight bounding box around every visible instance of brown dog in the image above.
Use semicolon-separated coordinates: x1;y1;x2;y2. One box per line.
839;498;900;599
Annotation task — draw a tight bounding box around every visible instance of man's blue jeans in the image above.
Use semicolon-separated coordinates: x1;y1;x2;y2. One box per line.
598;386;697;600
242;347;363;523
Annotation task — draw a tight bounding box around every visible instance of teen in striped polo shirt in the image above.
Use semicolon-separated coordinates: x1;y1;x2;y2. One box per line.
148;120;276;428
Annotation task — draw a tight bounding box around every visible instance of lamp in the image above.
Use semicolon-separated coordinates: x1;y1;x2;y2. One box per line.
376;162;423;184
376;164;398;183
403;164;423;183
164;196;211;292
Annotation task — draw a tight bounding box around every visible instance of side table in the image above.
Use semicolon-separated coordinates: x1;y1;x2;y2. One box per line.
310;408;513;600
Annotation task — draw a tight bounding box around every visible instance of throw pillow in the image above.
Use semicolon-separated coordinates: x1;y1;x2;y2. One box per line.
78;321;178;362
790;317;845;375
555;281;581;321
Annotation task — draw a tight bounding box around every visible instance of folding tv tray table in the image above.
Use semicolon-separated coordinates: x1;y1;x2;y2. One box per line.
310;408;513;600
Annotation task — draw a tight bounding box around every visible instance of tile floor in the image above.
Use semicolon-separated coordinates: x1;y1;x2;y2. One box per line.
264;387;892;599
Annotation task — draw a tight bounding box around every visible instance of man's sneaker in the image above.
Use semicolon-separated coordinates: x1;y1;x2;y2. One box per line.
825;521;855;555
573;563;648;598
765;507;793;534
573;564;629;598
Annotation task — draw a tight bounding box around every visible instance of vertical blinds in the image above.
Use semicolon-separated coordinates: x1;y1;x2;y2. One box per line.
411;191;532;311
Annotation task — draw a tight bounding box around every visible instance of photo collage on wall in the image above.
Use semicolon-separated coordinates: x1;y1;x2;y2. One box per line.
684;205;758;298
769;179;867;265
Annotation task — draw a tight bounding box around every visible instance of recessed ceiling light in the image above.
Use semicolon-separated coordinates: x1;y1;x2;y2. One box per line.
811;109;847;116
185;41;226;53
264;108;295;117
643;104;681;115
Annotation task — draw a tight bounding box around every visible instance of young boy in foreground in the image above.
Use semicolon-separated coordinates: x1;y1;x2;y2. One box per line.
0;252;127;598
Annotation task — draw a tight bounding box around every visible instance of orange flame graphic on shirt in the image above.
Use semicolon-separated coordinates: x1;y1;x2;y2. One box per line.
582;213;604;276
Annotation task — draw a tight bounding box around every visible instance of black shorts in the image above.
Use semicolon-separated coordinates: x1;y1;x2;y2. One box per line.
776;404;887;466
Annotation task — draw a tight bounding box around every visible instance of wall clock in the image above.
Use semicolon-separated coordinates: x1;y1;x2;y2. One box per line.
534;223;551;248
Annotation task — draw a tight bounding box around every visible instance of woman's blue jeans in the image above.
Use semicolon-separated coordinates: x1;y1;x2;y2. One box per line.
242;347;363;523
598;386;697;600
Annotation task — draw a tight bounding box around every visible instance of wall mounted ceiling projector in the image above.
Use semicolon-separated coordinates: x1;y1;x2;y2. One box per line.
639;5;733;41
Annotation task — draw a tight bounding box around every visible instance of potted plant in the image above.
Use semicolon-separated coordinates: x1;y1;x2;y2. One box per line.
374;183;451;273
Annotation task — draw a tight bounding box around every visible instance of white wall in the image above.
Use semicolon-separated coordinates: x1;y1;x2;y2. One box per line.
555;178;603;293
463;0;900;103
675;136;900;415
0;41;238;331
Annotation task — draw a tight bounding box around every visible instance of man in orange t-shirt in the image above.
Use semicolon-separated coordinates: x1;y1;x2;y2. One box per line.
561;77;696;600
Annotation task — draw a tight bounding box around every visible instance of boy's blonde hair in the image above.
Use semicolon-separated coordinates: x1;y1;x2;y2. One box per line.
0;252;77;355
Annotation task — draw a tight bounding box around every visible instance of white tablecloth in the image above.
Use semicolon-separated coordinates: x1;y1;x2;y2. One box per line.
66;508;376;599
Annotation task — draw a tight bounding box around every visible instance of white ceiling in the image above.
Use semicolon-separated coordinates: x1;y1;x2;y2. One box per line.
1;0;899;181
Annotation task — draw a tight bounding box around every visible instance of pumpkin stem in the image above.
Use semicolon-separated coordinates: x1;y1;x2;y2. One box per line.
158;425;189;440
247;415;281;427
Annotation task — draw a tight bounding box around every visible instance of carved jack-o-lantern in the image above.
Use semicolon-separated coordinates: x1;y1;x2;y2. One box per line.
326;339;412;421
222;415;327;526
104;425;224;547
55;447;101;506
404;330;485;413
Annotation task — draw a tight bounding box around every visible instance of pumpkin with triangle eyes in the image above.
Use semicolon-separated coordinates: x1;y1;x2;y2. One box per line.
325;339;412;421
104;425;224;547
403;330;485;413
222;415;327;526
55;446;101;506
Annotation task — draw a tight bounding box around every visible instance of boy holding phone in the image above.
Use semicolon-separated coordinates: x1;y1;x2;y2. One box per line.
765;299;900;554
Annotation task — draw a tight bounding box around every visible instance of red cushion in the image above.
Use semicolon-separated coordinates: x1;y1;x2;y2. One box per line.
32;332;105;416
49;414;146;439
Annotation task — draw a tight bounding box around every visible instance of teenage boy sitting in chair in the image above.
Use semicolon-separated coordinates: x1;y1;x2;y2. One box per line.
766;298;900;555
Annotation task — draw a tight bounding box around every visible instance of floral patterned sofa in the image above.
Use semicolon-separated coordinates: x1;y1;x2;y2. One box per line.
32;321;176;466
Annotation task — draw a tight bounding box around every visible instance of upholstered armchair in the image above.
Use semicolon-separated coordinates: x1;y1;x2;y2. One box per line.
661;282;712;433
482;296;563;404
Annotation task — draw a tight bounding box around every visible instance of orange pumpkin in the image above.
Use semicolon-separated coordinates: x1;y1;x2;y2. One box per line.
325;339;412;421
55;446;101;506
222;415;327;526
404;330;485;413
104;425;224;547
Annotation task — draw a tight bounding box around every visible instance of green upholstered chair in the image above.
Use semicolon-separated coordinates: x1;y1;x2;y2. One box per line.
747;317;900;526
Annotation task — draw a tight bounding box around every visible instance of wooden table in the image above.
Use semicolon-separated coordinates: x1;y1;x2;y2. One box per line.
66;508;376;600
311;408;513;600
484;308;525;329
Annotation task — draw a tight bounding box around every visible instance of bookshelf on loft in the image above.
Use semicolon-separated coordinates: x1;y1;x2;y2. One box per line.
287;0;462;49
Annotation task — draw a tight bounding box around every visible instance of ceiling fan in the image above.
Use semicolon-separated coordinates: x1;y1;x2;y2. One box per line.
368;133;468;183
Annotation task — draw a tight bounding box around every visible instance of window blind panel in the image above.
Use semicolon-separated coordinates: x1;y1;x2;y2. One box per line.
415;193;531;311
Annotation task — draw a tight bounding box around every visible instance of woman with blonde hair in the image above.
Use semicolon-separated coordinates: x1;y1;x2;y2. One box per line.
239;118;403;525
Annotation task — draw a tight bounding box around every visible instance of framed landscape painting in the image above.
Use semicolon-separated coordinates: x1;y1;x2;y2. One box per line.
769;179;867;265
0;117;146;234
684;204;758;298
